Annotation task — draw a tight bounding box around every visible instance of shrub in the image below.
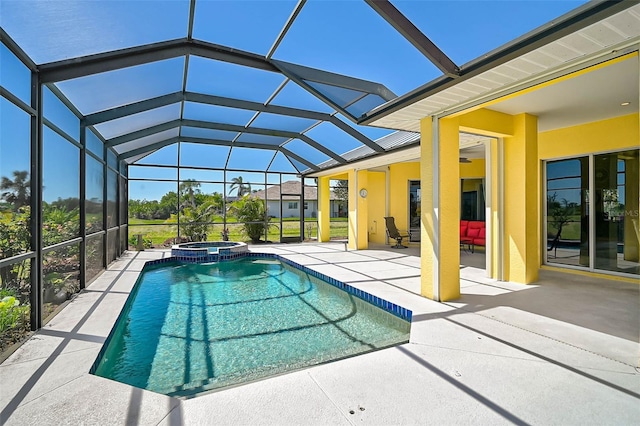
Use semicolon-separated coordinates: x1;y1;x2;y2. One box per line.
229;196;277;243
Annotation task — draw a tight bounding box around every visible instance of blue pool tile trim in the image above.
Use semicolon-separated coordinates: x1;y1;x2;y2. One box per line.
143;251;412;322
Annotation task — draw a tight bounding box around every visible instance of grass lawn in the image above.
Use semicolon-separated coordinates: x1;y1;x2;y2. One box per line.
127;217;348;247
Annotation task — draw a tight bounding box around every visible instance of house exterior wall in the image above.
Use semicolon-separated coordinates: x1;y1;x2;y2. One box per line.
538;114;637;160
389;162;420;233
367;171;387;244
265;200;319;218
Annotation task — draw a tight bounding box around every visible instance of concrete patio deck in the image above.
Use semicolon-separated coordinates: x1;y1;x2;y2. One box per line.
1;243;638;425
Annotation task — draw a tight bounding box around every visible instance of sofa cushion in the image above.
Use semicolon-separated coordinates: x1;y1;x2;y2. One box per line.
468;221;484;229
467;228;480;238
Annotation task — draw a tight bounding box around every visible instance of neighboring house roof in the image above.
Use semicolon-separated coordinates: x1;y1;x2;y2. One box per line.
252;180;340;201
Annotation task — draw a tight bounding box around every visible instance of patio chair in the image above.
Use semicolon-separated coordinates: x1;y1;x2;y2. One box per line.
384;217;411;249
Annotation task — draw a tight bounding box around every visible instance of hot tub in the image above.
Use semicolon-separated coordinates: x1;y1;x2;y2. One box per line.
171;241;248;262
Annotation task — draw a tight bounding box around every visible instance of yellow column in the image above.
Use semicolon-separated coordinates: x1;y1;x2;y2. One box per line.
420;116;461;301
317;176;331;242
348;169;368;250
504;113;539;283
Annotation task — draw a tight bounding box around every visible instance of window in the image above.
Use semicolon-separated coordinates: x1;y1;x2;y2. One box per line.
304;202;308;210
288;202;298;209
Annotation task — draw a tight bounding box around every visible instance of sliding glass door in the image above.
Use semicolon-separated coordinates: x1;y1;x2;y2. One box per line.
545;157;589;267
593;150;639;274
545;149;639;276
409;181;420;242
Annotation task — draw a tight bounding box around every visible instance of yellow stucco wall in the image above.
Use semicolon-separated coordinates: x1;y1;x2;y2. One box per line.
367;171;387;244
538;114;639;159
389;162;420;232
460;159;485;178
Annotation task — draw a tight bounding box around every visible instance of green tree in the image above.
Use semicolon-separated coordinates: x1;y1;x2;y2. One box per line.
1;170;30;211
229;195;275;243
159;191;179;216
229;176;251;198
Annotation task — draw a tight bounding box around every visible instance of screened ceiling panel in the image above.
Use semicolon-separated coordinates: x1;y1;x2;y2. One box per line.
192;0;296;55
113;128;179;155
235;133;289;146
305;82;363;110
187;56;285;103
283;139;331;165
345;94;390;119
55;58;185;115
271;0;440;96
180;127;239;141
251;113;318;133
179;143;230;169
135;143;178;167
335;113;392;140
269;81;334;113
289;158;309;173
182;102;257;126
268;152;298;173
1;44;31;104
0;0;189;64
226;147;276;171
395;0;584;67
304;122;362;156
94;103;182;140
271;59;397;123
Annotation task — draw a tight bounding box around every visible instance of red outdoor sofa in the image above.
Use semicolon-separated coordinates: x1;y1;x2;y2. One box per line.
460;220;486;253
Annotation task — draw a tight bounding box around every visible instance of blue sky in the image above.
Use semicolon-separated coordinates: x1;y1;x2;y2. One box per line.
1;0;588;202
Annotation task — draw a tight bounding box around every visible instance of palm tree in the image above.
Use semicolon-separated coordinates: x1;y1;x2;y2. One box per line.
229;176;251;197
181;202;217;242
1;170;30;210
179;180;201;210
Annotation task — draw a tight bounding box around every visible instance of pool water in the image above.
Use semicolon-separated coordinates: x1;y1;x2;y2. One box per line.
93;258;411;397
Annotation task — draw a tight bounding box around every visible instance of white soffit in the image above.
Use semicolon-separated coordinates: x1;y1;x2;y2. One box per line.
371;4;640;132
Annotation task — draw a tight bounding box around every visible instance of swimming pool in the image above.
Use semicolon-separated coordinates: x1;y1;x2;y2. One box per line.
92;257;411;397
